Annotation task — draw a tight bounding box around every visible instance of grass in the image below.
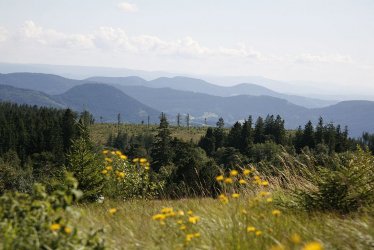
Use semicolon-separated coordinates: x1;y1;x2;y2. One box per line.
89;123;209;145
75;192;374;250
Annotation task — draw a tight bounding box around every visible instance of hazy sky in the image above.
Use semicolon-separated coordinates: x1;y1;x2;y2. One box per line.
0;0;373;92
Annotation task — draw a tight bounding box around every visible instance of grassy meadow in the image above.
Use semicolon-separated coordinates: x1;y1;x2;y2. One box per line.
76;192;374;250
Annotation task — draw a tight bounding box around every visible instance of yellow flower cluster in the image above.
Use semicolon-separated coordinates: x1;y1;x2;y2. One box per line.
132;157;150;170
152;207;201;244
49;223;72;235
101;149;127;180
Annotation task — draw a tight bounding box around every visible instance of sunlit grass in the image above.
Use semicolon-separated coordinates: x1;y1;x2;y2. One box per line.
75;193;374;250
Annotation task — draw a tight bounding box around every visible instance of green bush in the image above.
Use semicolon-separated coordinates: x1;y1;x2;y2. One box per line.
0;173;105;249
294;147;374;213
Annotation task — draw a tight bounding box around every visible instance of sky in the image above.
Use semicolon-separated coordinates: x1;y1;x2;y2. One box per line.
0;0;373;93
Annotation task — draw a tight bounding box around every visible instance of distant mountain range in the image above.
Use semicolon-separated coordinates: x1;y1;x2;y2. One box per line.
1;72;374;136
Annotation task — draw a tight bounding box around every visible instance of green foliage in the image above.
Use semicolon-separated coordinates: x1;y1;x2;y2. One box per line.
0;173;105;249
294;147;374;213
66;138;105;202
100;150;163;200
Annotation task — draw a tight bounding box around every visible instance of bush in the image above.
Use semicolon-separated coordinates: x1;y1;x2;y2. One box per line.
294;147;374;213
0;173;105;249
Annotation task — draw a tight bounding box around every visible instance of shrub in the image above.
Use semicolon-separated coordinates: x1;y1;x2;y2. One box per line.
294;147;374;213
0;173;105;249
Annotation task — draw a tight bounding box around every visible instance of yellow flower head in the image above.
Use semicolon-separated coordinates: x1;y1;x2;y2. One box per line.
187;210;193;215
255;230;262;236
132;158;139;163
302;242;323;250
117;172;125;178
259;191;271;197
261;181;269;186
230;169;239;176
247;226;256;232
266;198;273;203
104;157;112;163
50;223;61;231
215;175;224;181
194;233;201;238
108;208;117;215
115;150;122;155
101;169;108;174
218;194;229;204
290;233;302;244
177;210;185;216
102;150;109;154
239;179;247;185
105;166;113;171
120;155;128;160
161;207;173;214
140;158;147;163
188;216;200;224
243;169;251;176
64;227;72;234
224;178;233;184
179;225;186;230
272;209;281;216
185;234;194;242
152;214;166;221
231;193;240;198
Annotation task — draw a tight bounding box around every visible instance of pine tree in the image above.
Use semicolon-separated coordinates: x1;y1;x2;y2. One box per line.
302;120;315;149
151;113;174;172
227;122;242;148
240;116;253;154
213;117;226;149
199;127;216;156
254;116;265;144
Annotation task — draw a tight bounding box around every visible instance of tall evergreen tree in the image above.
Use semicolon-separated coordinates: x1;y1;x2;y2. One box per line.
198;127;216;156
151;113;173;172
254;116;265;144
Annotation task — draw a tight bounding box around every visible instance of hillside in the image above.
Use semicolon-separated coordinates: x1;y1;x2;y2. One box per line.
0;84;64;108
0;72;82;94
89;76;336;108
54;83;160;123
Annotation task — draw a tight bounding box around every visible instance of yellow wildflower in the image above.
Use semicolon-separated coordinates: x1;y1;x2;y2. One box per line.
104;157;112;163
102;150;109;154
302;242;323;250
194;233;200;238
187;210;193;215
120;155;128;160
177;210;185;216
247;226;256;232
259;191;271;197
230;169;239;176
177;220;183;224
188;216;200;224
231;193;240;198
139;158;147;163
255;230;262;236
161;207;173;214
272;209;281;216
180;225;186;230
105;166;113;171
224;178;233;184
152;214;166;220
254;175;260;181
185;234;194;242
243;169;251;176
115;150;122;155
266;198;273;203
64;227;72;234
218;194;229;204
108;208;117;215
215;175;224;181
132;158;139;163
101;169;108;174
117;172;125;178
239;179;247;184
291;233;302;244
261;180;269;186
50;223;61;231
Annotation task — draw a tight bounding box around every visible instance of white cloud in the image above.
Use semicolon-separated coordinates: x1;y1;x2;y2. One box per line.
295;53;354;64
0;26;9;42
19;20;95;49
118;2;138;13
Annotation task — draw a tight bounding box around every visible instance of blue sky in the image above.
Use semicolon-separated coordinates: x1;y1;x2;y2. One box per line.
0;0;373;92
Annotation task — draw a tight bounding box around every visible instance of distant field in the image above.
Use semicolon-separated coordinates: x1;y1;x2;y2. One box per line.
89;123;209;145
